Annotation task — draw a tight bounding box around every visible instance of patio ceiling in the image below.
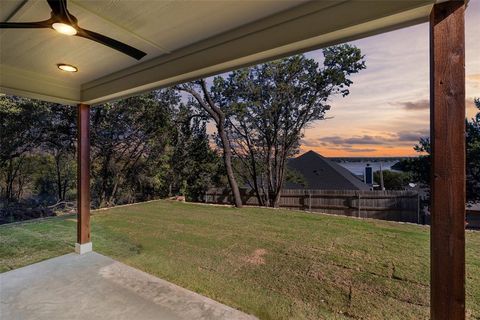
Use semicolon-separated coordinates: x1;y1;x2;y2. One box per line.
0;0;436;105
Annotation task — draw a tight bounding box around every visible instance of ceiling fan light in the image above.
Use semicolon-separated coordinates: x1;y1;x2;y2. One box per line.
57;64;78;72
52;22;77;35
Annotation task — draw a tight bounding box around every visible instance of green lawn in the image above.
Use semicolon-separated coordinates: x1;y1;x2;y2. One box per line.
1;200;479;319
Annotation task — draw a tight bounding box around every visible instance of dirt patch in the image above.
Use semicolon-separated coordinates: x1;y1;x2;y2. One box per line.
244;248;267;265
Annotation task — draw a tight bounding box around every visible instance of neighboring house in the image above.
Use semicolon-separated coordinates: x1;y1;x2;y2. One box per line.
286;150;370;191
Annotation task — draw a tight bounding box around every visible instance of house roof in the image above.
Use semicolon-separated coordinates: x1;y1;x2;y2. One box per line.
286;150;370;191
0;0;437;105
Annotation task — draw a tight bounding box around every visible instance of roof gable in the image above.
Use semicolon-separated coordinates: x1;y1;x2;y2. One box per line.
287;150;370;190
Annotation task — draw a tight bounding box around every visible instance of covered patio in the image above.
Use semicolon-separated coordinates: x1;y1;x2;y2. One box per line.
0;252;256;320
0;0;468;319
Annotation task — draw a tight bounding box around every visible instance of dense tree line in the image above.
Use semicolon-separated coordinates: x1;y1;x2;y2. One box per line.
0;91;224;219
398;98;480;205
1;45;366;222
3;46;477;222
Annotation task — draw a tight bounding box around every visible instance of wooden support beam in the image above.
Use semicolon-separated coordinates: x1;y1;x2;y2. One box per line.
430;2;465;319
77;104;91;248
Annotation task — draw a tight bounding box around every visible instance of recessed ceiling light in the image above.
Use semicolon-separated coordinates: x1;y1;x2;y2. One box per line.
57;64;78;72
52;23;77;36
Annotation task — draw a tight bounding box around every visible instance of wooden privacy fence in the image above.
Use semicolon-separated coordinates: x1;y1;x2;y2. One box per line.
205;188;421;223
466;210;480;229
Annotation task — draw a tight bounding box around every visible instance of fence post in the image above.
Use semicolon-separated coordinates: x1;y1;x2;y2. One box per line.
309;190;312;211
304;189;307;211
417;193;421;224
357;193;361;218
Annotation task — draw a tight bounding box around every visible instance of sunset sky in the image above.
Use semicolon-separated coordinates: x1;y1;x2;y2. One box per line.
202;1;479;158
299;0;480;157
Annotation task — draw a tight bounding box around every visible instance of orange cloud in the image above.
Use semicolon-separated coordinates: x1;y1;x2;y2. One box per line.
301;129;429;156
467;98;479;118
301;145;421;157
467;73;480;82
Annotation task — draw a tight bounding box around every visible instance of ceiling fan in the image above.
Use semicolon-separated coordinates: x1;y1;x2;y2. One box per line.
0;0;146;60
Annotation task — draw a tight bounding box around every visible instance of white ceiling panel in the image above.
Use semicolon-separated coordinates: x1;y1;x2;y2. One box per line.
0;0;439;105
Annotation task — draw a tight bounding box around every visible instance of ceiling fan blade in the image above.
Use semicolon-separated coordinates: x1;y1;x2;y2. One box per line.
0;20;52;29
46;0;66;16
76;28;146;60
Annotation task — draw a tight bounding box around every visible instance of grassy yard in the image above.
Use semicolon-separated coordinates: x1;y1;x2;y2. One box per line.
0;200;479;319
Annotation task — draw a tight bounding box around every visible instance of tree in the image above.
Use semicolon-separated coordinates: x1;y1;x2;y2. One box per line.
211;45;366;207
398;98;480;204
90;90;176;207
175;80;243;208
373;170;412;190
1;92;227;222
466;98;480;203
167;104;224;201
0;96;48;202
42;105;77;202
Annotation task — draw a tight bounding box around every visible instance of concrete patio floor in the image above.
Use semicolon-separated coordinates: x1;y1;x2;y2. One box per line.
0;252;257;320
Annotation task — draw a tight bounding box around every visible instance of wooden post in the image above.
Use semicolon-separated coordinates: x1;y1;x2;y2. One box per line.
430;2;465;319
417;193;421;224
357;193;361;218
309;191;312;212
76;104;92;254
